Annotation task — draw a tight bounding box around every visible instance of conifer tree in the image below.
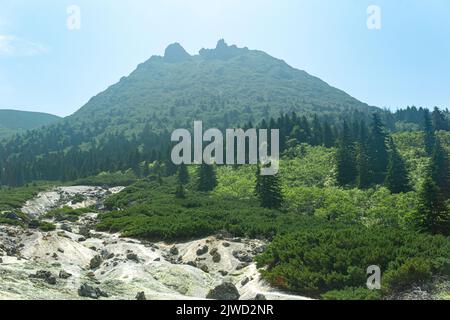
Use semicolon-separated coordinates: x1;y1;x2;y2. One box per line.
177;163;190;184
424;110;435;156
311;115;323;146
336;122;357;186
255;166;283;209
431;138;450;198
322;122;334;148
385;138;410;193
367;114;388;184
415;174;449;235
175;184;186;199
432;107;449;131
356;121;371;189
196;164;217;192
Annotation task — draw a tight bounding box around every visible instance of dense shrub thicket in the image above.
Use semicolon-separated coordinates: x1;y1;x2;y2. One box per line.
255;224;450;299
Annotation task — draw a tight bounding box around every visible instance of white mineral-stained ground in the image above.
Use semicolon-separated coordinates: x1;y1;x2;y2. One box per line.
0;186;311;300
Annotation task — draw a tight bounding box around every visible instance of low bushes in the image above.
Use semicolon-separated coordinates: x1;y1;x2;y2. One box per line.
255;224;450;298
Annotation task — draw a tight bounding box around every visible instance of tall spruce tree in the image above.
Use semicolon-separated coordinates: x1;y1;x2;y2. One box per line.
255;166;283;209
432;107;449;131
431;138;450;198
385;138;410;193
175;184;186;199
424;110;435;156
367;114;389;185
177;163;190;184
415;174;449;235
356;121;371;189
311;115;323;146
196;164;217;192
336;122;357;186
322;121;335;148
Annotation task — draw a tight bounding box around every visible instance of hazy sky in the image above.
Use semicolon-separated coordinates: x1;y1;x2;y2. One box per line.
0;0;449;117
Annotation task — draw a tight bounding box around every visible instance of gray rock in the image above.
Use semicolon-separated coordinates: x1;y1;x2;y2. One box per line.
59;270;72;279
89;255;103;269
196;245;209;256
254;294;267;300
126;253;139;262
219;270;228;276
253;245;267;254
222;242;231;248
212;252;221;263
232;250;253;263
241;277;250;286
78;283;109;299
29;270;57;285
199;264;209;273
186;261;197;268
61;224;72;232
170;246;179;255
100;249;114;260
136;292;147;300
206;283;240;300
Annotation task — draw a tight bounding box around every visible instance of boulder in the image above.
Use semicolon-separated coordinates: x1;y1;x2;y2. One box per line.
196;245;209;256
241;277;250;286
29;270;57;285
186;261;197;268
199;264;209;273
61;224;72;232
206;283;240;300
232;250;253;263
136;292;147;300
78;283;109;299
170;246;179;255
89;255;103;269
59;270;72;279
254;294;267;300
212;252;221;263
126;253;139;262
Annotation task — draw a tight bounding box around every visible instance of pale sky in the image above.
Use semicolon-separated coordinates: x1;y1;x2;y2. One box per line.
1;0;450;116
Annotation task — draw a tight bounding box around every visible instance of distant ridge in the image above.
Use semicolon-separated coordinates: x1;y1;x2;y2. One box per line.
0;109;61;139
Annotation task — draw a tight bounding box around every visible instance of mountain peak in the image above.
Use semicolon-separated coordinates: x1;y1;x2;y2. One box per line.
164;43;191;63
216;39;228;49
199;39;245;60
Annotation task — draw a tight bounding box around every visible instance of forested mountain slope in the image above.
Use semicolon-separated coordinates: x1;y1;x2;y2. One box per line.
0;40;379;186
69;39;376;134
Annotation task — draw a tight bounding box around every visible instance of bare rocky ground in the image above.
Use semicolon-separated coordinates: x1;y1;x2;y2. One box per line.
0;186;310;300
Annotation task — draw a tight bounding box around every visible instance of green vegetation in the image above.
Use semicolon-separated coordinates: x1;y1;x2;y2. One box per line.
44;206;94;222
0;184;49;211
0;41;448;300
38;221;56;232
72;171;138;187
255;225;450;298
0;109;60;140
